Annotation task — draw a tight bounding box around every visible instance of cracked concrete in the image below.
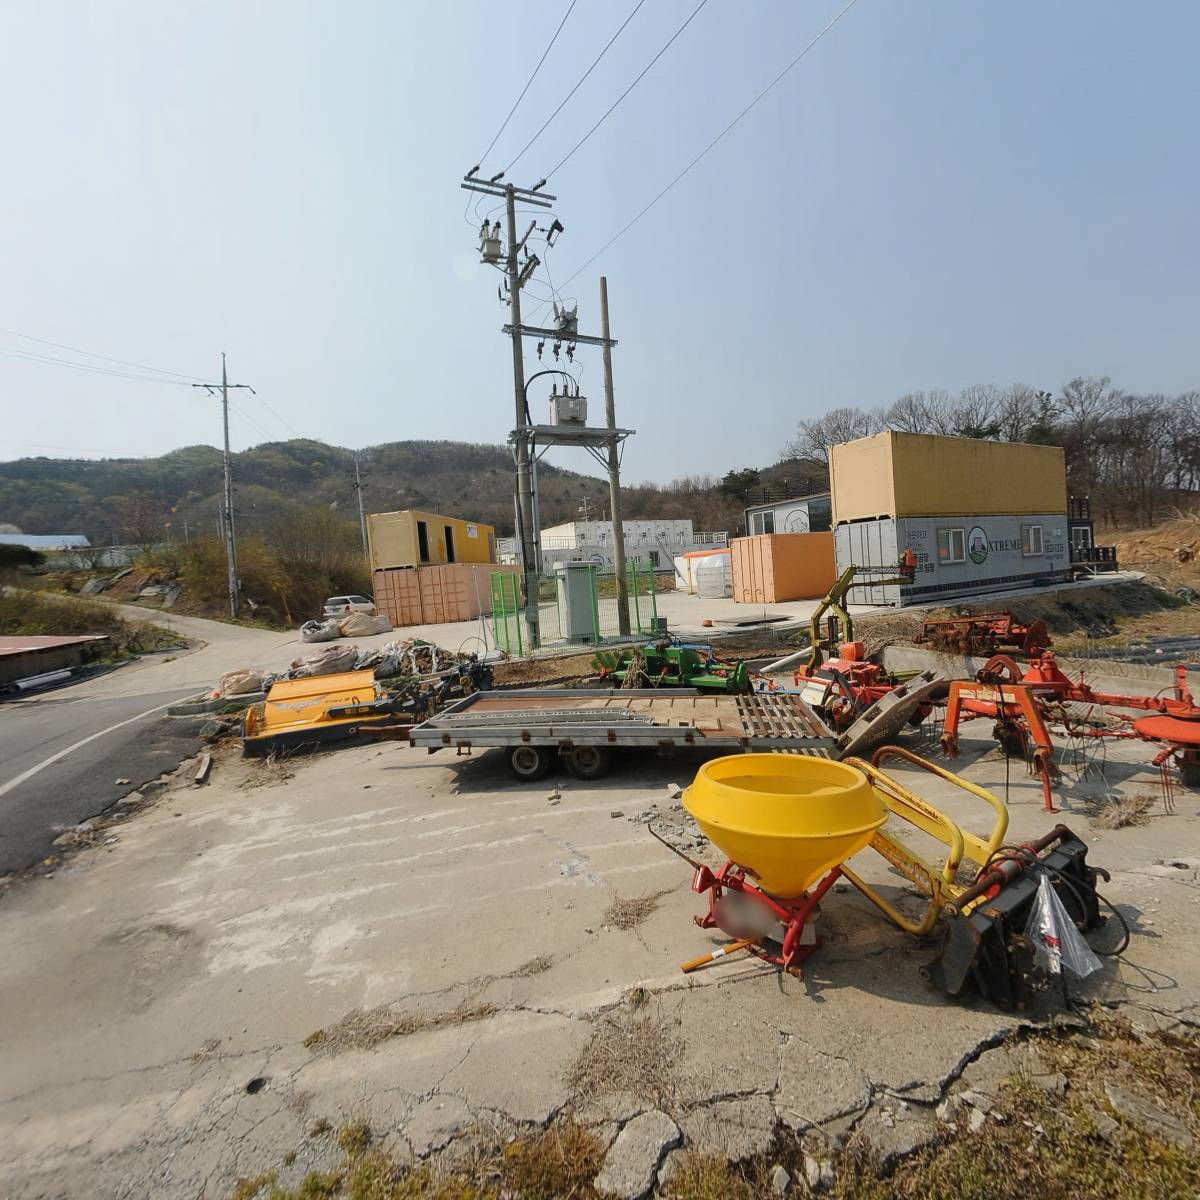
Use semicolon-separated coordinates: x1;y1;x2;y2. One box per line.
1;729;1198;1197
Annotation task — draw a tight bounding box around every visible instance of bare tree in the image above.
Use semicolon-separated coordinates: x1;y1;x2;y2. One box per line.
112;492;167;555
788;406;885;463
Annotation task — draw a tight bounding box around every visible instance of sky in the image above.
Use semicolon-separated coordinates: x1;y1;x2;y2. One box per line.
2;1;1197;485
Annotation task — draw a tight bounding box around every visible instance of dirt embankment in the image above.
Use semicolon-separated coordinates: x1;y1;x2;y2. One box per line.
846;579;1195;657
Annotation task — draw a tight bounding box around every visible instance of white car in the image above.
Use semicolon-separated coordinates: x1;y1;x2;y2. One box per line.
322;594;376;617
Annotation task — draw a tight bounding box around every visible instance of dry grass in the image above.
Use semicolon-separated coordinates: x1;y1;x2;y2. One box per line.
230;1172;277;1200
566;1006;685;1108
304;1002;496;1054
604;890;669;931
336;1120;372;1157
235;1122;603;1200
241;754;296;791
510;954;554;977
1093;792;1159;829
661;1153;758;1200
828;1023;1200;1200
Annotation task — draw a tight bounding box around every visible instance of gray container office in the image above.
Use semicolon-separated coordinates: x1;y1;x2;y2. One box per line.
835;513;1070;606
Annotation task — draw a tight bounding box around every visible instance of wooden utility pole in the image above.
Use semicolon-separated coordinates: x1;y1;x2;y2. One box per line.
600;277;630;635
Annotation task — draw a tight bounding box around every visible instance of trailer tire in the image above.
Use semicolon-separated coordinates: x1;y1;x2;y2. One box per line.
564;746;613;780
1180;761;1200;789
508;745;553;781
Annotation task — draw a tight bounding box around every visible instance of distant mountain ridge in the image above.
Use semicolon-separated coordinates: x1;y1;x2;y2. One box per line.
0;439;613;544
0;438;829;544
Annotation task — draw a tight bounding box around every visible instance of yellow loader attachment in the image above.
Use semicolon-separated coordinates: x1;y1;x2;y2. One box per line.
243;669;399;756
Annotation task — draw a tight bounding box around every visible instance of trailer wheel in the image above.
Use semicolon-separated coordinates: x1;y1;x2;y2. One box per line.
564;746;613;780
508;745;553;781
1180;760;1200;789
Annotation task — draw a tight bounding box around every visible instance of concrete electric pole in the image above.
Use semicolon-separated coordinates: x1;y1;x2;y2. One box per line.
353;455;368;555
599;277;630;635
461;173;556;649
193;353;254;619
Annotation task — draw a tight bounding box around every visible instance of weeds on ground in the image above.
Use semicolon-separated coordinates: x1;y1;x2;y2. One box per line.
827;1020;1200;1200
660;1153;755;1200
1093;792;1159;829
566;1006;685;1108
604;890;669;931
304;1003;496;1053
232;1122;602;1200
0;589;181;655
230;1172;276;1200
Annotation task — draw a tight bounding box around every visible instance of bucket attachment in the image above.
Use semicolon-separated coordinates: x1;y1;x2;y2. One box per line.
242;669;408;756
672;748;1107;1007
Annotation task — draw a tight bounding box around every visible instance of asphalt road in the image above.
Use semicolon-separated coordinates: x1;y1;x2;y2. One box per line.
0;686;203;874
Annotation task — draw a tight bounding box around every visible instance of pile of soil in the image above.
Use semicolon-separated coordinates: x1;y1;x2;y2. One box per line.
1109;514;1200;567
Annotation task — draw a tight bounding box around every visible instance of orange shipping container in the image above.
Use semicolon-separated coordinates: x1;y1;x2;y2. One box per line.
730;533;836;604
372;563;519;627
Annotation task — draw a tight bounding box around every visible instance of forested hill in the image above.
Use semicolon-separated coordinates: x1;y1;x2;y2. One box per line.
0;439;614;544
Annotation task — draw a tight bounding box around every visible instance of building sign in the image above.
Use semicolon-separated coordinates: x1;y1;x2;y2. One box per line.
967;526;988;565
465;524;479;539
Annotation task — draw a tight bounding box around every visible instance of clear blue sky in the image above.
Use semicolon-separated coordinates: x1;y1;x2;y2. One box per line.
2;2;1196;484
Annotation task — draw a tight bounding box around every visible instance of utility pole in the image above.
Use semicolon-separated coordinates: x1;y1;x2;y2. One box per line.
352;455;368;555
462;172;555;649
504;184;541;648
193;353;254;619
600;277;630;635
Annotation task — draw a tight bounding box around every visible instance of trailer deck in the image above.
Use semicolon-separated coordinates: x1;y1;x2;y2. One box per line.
409;688;838;778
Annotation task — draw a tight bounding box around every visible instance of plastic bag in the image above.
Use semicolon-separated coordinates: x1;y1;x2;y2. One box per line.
1023;873;1103;979
299;619;340;643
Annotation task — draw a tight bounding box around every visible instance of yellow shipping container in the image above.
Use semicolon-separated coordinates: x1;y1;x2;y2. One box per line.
829;432;1067;523
367;509;496;571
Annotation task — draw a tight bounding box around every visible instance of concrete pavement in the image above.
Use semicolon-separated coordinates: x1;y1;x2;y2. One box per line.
0;717;1195;1198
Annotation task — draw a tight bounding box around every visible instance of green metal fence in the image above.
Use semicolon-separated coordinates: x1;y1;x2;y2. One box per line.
597;558;658;638
490;570;525;655
491;558;659;655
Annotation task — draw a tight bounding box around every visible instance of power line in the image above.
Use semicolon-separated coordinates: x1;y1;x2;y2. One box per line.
503;0;648;174
0;328;211;381
558;0;861;289
547;0;710;180
475;0;580;168
0;346;207;386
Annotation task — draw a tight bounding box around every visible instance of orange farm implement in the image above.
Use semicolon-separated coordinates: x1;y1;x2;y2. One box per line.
941;652;1200;809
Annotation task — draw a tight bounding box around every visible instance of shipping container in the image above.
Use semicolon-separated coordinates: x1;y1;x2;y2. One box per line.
367;509;496;571
830;432;1067;524
730;533;836;604
835;514;1070;605
372;563;518;627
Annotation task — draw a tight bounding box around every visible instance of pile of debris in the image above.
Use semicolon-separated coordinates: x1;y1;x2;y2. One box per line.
211;637;492;701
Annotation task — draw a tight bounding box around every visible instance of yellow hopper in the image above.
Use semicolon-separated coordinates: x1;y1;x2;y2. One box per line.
243;669;395;756
683;756;886;898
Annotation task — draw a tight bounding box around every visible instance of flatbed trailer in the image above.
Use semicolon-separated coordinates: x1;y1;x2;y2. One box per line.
408;687;839;780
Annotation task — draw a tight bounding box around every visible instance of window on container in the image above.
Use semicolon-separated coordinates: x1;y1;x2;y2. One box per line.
751;510;774;535
936;528;965;564
1022;524;1044;556
417;520;429;563
444;526;456;562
